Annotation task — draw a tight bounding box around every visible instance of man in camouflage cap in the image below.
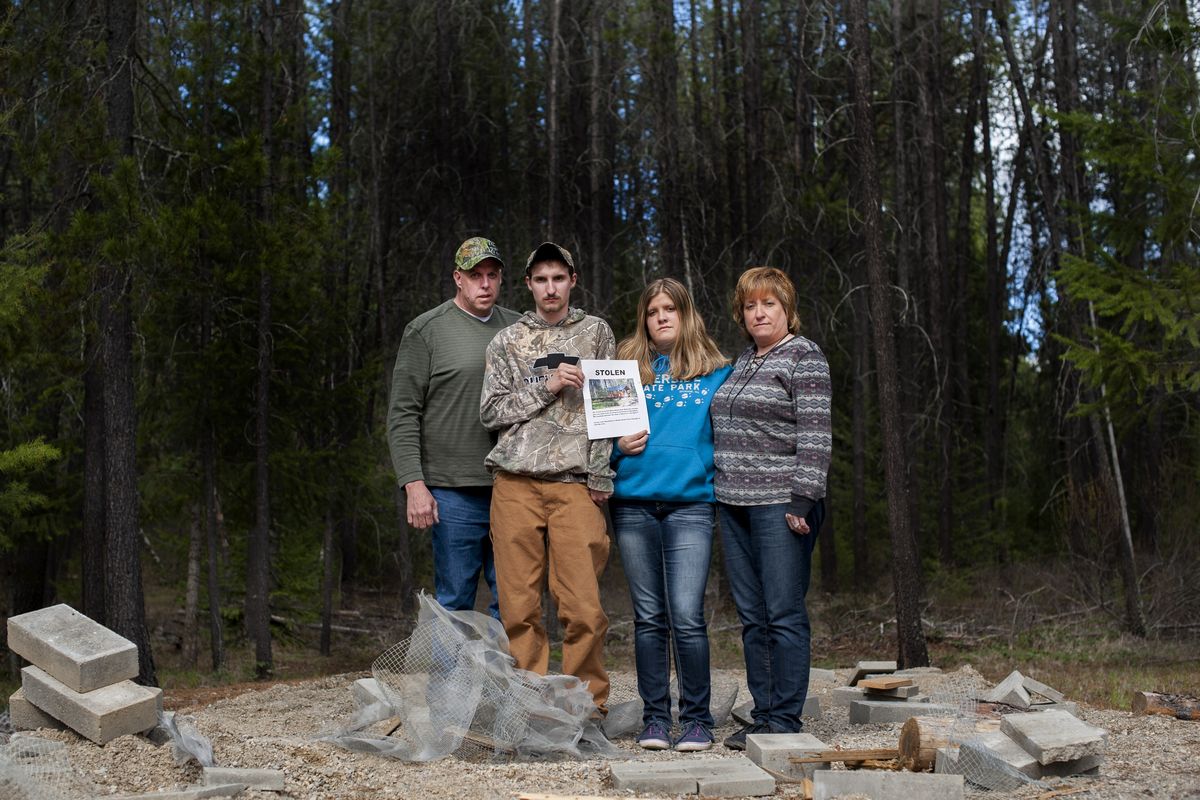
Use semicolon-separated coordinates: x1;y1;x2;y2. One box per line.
480;241;616;711
387;236;521;618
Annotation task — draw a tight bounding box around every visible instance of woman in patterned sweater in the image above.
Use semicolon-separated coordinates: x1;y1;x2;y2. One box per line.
710;267;833;749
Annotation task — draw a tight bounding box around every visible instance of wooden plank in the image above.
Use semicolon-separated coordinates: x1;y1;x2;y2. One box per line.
859;676;913;691
790;748;900;763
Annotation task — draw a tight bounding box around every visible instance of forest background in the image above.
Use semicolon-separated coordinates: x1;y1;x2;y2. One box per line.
0;0;1197;690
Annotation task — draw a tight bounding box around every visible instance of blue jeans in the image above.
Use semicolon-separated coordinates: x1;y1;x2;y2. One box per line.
429;487;499;619
612;500;714;727
718;499;824;732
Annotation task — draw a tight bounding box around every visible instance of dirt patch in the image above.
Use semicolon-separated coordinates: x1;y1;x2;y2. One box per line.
12;666;1200;799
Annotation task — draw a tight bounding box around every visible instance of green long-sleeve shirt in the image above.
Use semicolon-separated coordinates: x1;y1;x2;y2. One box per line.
387;300;521;488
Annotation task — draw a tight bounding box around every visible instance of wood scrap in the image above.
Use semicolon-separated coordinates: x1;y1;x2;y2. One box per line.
859;676;913;691
1131;691;1200;720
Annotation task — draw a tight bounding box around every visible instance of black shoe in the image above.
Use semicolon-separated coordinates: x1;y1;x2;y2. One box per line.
723;720;769;750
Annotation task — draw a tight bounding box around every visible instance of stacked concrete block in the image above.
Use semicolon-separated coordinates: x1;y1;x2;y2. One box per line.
7;604;159;745
846;660;898;686
745;732;829;780
849;699;958;724
7;687;65;731
609;758;775;797
938;709;1107;785
983;670;1032;709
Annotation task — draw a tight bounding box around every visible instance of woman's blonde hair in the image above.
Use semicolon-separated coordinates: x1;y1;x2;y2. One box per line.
731;266;803;339
617;278;728;386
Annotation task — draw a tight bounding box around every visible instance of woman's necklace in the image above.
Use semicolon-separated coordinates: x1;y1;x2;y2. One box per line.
725;334;795;418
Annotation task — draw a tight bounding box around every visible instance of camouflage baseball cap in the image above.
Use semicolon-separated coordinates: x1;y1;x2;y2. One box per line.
455;237;505;272
525;241;576;275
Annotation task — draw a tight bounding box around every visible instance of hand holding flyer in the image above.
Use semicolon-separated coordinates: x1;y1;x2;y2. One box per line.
580;359;650;440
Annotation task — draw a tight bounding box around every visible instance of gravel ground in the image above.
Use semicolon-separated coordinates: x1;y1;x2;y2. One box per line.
18;666;1200;800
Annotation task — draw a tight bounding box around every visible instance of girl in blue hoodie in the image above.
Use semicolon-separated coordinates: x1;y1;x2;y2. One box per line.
611;278;732;752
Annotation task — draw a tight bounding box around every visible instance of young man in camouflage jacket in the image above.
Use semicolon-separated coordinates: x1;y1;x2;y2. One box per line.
480;241;615;711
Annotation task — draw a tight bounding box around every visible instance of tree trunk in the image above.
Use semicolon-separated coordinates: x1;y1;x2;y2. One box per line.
848;0;929;667
203;423;224;671
182;512;202;667
82;340;106;624
320;509;336;656
740;0;764;250
852;281;870;588
546;0;562;239
102;0;155;686
246;0;277;680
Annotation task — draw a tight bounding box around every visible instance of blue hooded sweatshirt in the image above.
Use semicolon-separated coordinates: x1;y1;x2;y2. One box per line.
611;355;733;503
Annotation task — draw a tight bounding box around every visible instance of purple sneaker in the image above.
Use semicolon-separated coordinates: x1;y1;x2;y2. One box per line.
636;719;672;750
674;721;715;752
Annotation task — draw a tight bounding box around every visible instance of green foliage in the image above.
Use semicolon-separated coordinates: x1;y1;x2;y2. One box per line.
0;438;61;545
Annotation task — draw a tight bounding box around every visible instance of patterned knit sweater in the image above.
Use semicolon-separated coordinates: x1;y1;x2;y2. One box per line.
710;335;832;515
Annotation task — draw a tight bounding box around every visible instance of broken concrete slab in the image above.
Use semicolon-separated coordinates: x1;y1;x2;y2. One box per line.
731;696;820;725
895;666;943;676
1001;708;1107;765
609;758;774;797
849;699;957;725
847;660;898;686
20;665;160;745
105;784;245;800
7;604;139;693
983;670;1031;709
8;687;66;731
936;746;959;772
1022;675;1066;704
203;767;284;792
746;732;828;780
813;769;963;800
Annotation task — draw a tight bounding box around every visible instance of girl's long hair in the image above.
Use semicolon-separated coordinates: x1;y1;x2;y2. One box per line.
617;278;728;386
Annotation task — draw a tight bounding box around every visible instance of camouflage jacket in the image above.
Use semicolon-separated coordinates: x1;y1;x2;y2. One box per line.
481;308;616;492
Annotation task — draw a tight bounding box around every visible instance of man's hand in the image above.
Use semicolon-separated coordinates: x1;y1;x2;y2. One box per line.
617;430;648;455
546;363;584;394
785;513;810;535
405;480;439;529
589;489;612;506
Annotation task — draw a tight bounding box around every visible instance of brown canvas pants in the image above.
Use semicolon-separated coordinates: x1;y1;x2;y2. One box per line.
490;471;611;710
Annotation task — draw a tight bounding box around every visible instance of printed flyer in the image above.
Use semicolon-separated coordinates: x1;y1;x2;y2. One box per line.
580;359;650;440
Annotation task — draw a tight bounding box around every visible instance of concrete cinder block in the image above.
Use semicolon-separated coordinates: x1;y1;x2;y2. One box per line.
813;769;963;800
1001;709;1107;765
20;665;159;745
732;696;820;725
849;699;957;725
1032;700;1080;718
983;670;1031;709
609;762;697;794
688;759;775;797
609;758;774;797
7;604;139;693
105;784;246;800
203;767;284;792
809;667;838;684
8;688;66;731
847;660;898;686
746;732;828;780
